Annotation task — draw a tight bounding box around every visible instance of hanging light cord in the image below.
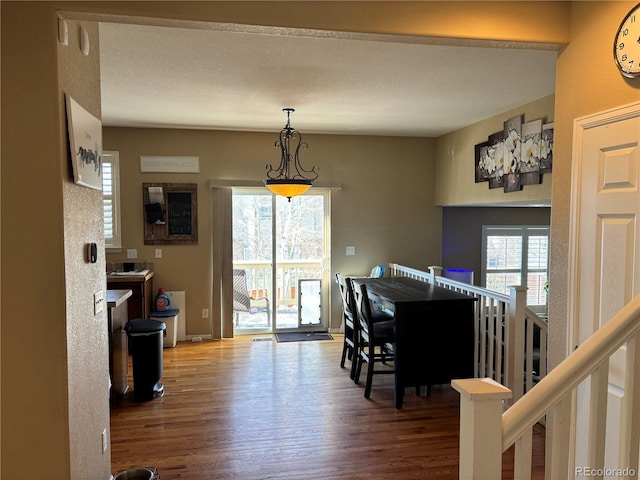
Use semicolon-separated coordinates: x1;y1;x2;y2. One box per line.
265;108;319;182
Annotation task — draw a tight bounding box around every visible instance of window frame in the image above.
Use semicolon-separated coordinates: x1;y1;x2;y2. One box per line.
481;225;550;312
103;151;122;251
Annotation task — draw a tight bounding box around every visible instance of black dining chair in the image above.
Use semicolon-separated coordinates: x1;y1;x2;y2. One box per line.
336;273;359;379
351;280;395;399
337;273;395;381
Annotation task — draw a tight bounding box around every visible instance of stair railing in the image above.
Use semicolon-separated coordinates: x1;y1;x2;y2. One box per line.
453;294;640;479
388;263;547;400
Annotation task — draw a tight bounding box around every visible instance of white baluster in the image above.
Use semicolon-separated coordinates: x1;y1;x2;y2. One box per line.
546;395;572;480
514;427;533;480
618;333;640;480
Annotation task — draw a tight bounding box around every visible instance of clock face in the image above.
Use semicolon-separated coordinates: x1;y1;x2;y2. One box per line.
614;3;640;78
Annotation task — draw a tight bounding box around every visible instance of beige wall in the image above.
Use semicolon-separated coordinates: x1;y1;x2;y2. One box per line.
58;1;570;46
435;94;555;206
2;4;110;479
59;19;113;480
548;1;640;369
2;4;69;477
104;128;438;335
13;2;640;479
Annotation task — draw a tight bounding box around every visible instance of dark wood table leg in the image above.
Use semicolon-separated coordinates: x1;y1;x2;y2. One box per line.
395;374;404;409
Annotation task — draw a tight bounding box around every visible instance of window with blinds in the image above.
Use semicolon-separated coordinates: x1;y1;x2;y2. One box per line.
481;226;549;310
102;151;121;250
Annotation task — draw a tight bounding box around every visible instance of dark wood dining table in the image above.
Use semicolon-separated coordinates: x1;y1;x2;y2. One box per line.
352;276;477;408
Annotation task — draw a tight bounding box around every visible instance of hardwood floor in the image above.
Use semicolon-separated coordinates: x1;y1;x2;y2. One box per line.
110;335;545;479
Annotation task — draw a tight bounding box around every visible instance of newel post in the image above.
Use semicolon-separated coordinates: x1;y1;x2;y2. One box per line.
452;378;513;480
506;286;527;402
428;265;443;284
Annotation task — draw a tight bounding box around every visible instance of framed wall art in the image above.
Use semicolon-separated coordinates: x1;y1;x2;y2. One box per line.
65;94;103;190
474;113;554;193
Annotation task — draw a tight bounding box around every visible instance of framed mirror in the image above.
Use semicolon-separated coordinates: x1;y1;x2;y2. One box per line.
143;183;197;245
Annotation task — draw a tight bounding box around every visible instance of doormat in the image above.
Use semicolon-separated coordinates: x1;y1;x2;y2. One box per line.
275;332;334;343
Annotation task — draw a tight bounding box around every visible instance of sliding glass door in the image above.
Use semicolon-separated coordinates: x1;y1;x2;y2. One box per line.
232;189;330;334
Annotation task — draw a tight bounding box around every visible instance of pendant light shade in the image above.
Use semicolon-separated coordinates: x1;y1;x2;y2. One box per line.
265;108;318;201
264;179;312;198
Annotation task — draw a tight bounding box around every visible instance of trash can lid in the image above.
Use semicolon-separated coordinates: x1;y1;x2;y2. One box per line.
113;468;154;480
149;309;179;317
125;318;166;334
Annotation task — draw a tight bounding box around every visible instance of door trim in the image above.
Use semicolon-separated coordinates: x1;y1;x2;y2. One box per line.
568;101;640;355
231;188;332;334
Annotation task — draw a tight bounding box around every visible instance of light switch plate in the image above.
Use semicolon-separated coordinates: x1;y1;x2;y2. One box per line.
126;249;137;259
346;246;356;256
94;290;104;315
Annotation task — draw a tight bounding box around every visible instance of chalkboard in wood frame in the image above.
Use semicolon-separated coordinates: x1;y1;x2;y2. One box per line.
143;183;198;245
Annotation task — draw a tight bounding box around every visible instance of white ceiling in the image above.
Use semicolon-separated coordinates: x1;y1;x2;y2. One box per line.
99;22;558;137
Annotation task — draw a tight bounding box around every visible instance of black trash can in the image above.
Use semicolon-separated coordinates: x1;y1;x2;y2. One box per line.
125;318;166;401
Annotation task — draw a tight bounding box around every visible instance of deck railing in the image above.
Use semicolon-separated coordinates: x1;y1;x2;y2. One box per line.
453;294;640;479
388;263;547;400
233;259;322;308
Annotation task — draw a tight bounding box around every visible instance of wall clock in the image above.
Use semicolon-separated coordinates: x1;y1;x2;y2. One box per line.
613;3;640;78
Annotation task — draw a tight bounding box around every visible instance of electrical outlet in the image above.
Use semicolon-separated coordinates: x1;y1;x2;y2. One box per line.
101;428;108;453
155;248;162;259
126;249;137;259
346;245;356;256
202;308;209;318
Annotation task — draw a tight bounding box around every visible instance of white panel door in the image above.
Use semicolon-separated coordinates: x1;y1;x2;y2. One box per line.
570;102;640;478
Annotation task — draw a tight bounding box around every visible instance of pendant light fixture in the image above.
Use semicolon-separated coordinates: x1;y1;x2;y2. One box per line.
265;108;319;201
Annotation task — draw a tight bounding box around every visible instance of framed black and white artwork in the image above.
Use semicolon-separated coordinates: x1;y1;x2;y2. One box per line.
65;94;103;190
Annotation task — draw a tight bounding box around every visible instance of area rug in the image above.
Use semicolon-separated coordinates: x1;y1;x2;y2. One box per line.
275;332;334;343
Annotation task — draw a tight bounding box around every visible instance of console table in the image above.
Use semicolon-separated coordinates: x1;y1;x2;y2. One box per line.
107;271;154;321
